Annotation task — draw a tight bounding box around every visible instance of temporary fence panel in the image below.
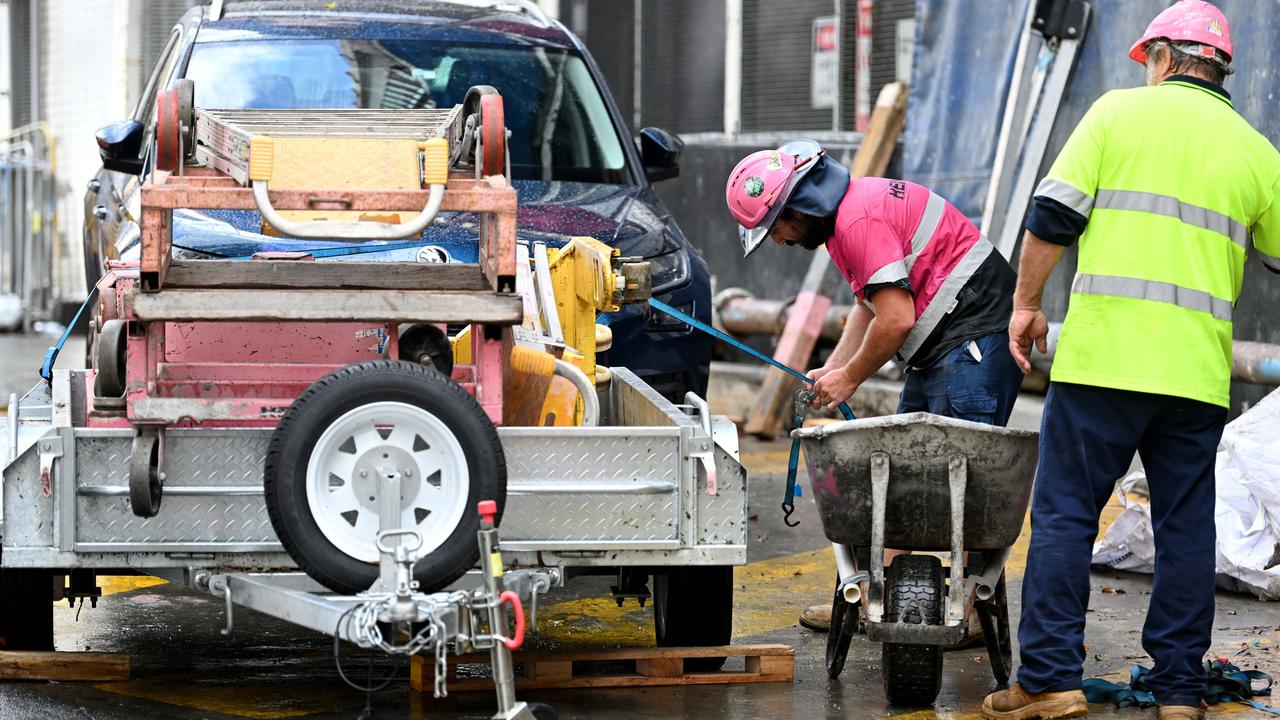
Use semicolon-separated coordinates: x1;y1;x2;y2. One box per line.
0;126;56;329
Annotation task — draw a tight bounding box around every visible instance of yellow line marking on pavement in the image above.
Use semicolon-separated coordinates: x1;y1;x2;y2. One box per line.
99;575;167;596
95;677;349;719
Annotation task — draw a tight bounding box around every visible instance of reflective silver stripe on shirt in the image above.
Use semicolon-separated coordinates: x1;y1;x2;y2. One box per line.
903;191;947;272
899;234;994;363
1258;248;1280;273
1034;178;1095;218
1071;273;1233;322
867;259;909;285
1094;189;1248;248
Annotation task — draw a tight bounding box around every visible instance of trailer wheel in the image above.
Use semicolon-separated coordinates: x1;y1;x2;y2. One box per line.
882;555;945;707
653;566;733;671
265;360;505;595
0;568;55;651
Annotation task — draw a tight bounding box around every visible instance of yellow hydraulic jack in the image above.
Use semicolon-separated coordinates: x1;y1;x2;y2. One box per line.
458;235;648;427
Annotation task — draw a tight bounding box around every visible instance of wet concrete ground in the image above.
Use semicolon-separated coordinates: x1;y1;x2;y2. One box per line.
2;332;1279;719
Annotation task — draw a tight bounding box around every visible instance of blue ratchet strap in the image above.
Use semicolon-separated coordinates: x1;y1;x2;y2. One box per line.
646;298;854;420
647;297;855;528
40;287;99;383
1083;661;1278;715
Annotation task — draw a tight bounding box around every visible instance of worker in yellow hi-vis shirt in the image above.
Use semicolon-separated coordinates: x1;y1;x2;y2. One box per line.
983;3;1280;720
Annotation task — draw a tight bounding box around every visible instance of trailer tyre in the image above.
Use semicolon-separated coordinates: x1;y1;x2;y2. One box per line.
265;360;505;595
882;555;945;707
0;568;55;651
653;566;734;671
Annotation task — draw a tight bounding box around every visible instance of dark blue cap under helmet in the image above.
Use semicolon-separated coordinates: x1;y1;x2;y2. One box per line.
784;155;850;218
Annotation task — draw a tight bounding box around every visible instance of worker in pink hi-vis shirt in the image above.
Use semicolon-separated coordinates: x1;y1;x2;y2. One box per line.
725;140;1024;633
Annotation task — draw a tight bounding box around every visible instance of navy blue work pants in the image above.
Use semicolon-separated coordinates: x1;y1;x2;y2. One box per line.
1016;382;1226;706
896;331;1023;427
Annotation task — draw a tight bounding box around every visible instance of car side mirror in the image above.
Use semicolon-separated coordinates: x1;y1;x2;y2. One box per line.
639;127;683;183
96;120;146;176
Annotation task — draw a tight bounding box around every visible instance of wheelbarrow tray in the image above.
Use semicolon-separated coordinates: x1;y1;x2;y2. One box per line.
794;412;1038;551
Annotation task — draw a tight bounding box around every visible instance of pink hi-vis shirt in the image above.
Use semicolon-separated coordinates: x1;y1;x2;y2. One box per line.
826;177;996;363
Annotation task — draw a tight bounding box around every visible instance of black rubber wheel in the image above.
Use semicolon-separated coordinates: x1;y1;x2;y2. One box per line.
528;702;559;720
653;566;734;671
825;574;859;678
94;319;127;398
265;360;506;595
882;555;945;707
0;568;55;651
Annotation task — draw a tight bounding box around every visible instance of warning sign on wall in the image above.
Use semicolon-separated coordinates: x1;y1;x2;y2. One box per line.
811;15;839;110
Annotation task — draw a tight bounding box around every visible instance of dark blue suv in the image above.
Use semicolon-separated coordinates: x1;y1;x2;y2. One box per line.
84;0;711;401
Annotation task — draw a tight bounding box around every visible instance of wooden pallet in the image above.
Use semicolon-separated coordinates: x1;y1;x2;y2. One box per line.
0;651;130;681
409;644;794;692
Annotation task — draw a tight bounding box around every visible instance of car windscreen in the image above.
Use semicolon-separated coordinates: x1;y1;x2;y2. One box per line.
184;39;631;184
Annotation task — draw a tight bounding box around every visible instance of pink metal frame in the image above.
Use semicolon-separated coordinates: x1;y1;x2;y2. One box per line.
87;166;519;430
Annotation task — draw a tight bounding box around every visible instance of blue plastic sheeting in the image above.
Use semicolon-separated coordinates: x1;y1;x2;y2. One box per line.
903;0;1280;223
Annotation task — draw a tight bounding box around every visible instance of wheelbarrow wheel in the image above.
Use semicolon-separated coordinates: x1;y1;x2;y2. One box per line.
882;555;945;707
825;574;860;678
653;565;733;671
265;360;506;595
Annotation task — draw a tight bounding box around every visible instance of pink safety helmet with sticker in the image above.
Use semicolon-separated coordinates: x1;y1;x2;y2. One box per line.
725;140;825;258
1129;0;1232;65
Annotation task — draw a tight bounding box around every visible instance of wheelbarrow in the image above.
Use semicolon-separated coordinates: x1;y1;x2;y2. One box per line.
794;412;1038;706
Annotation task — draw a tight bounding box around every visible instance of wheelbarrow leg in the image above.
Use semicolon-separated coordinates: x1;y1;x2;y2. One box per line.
975;572;1013;688
867;452;890;624
944;454;967;627
824;572;857;678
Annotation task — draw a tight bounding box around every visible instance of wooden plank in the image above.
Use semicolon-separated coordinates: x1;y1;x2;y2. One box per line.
745;654;794;679
129;288;523;324
635;657;683;678
528;660;573;682
409;644;794;693
0;651;129;681
745;81;908;438
163;261;491;291
421;671;794;692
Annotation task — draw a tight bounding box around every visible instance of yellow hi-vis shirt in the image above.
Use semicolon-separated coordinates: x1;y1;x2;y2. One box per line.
1034;78;1280;407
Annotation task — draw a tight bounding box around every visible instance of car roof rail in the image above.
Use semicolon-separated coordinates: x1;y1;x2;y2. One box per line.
433;0;552;26
208;0;550;26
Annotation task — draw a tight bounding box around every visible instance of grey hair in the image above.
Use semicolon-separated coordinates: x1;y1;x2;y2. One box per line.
1144;39;1232;85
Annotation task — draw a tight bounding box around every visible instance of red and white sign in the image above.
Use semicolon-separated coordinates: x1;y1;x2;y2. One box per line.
811;16;839;110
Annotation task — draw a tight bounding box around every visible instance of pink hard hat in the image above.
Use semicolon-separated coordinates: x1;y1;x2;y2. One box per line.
726;140;824;257
1129;0;1232;65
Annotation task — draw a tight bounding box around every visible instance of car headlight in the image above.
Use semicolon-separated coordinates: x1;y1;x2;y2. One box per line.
647;250;689;292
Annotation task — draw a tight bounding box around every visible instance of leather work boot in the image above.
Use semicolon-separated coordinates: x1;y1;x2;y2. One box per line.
799;604;831;632
1155;706;1205;720
982;683;1088;719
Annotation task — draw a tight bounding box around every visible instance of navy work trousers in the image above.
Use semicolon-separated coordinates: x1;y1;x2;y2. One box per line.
1016;382;1226;706
896;331;1023;426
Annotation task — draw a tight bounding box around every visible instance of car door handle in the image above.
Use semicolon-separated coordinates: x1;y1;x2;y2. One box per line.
93;204;108;220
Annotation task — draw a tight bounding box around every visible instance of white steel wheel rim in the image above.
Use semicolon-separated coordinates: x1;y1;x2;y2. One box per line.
305;401;470;564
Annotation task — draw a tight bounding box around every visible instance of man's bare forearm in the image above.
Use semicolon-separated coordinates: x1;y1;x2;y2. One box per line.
827;302;873;367
841;316;910;385
1015;231;1067;309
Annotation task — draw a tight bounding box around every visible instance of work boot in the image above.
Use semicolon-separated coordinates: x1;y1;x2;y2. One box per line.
1155;706;1205;720
799;604;830;632
982;683;1088;720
